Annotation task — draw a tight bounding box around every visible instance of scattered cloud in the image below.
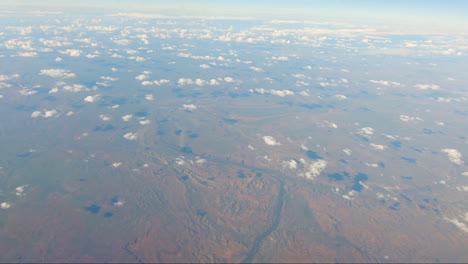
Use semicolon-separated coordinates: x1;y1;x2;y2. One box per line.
415;84;440;90
182;104;198;111
59;49;82;57
31;109;58;118
39;69;75;78
370;143;387;150
262;136;281;146
112;162;122;168
123;132;138;140
84;94;99;103
122;114;133;122
283;159;297;169
1;202;11;209
441;149;463;165
369;80;401;86
358;127;374;135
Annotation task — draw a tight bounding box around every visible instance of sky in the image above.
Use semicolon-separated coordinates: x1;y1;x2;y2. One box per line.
2;0;467;33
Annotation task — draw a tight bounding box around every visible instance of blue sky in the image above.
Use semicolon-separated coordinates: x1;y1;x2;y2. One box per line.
3;0;467;33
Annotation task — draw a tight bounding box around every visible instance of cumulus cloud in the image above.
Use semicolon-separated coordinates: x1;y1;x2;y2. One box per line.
31;109;57;118
15;185;28;196
99;114;111;121
334;94;348;100
63;84;86;92
84;94;99;103
182;104;198;111
400;115;423;122
123;132;138;140
17;52;37;57
122;114;133;122
283;159;297;169
145;94;154;100
39;69;75;78
358;127;374;135
415;84;440;90
139;120;151;125
250;66;263;72
343;148;352;155
444;217;468;233
370;143;387;150
269;89;294;97
112;162;122;168
369;80;401;86
262;136;281;146
441;149;463;165
59;49;82;57
300;159;328;180
1;202;12;209
200;64;210;69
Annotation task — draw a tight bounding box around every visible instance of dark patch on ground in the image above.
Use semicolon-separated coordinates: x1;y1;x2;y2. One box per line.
401;176;413;180
238;170;247;178
223;118;239;125
174;129;182;135
400;193;412;202
389;141;402;148
306;150;323;160
180;146;193;154
85;204;101;214
196;209;207;217
16;152;32;158
134;111;148;117
351;173;368;192
94;124;116;132
423;128;440;135
299;103;322;110
401;157;416;163
103;212;113;218
389;202;400;211
328;173;346;182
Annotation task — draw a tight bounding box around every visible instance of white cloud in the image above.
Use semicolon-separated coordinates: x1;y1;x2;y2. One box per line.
441;149;463;165
415;84;440;90
139;120;151;125
100;76;118;81
63;84;86;92
15;185;28;196
122;115;133;122
370;143;387;150
334;94;347;100
462;172;468;177
84;94;99;103
359;127;374;135
135;74;148;81
123;132;138;140
17;52;37;57
250;66;263;72
269;89;294;97
55;57;63;62
262;136;281;146
178;78;194;85
48;87;59;93
369;80;401;86
112;162;122;168
182;104;198;111
145;94;154;100
99;114;111;121
400;115;423;123
343;148;352;155
39;69;75;78
444;217;468;233
200;64;210;69
300;159;328;180
272;56;288;61
1;202;12;209
59;49;82;57
223;77;235;83
31;109;57;118
283;159;297;169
